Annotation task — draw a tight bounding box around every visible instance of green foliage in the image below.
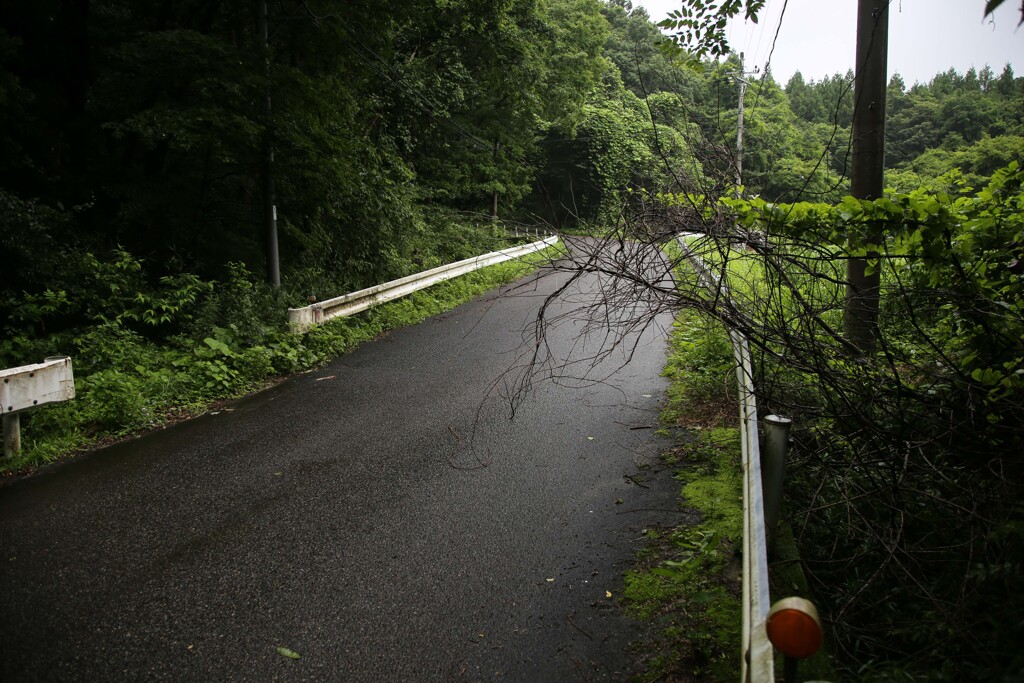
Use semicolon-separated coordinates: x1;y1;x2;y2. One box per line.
600;3;697;98
779;62;1023;204
1;248;213;346
661;313;736;426
0;1;1018;671
900;134;1024;188
668;163;1024;680
658;0;766;62
1;1;1019;294
580;93;658;218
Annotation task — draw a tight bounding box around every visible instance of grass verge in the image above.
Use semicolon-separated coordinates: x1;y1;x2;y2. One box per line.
624;310;744;682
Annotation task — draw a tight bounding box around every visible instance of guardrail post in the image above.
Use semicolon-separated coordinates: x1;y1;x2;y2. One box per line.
762;414;791;548
3;413;20;459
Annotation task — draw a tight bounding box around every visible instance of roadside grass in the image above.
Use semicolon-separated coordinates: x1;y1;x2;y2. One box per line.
1;245;560;477
624;308;745;682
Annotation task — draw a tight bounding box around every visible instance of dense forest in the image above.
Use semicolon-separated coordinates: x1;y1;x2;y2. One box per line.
2;1;1021;298
2;0;1023;680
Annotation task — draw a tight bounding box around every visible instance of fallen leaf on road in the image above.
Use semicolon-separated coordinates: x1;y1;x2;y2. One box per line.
606;591;613;598
276;646;301;659
546;578;555;582
316;375;336;381
587;436;594;441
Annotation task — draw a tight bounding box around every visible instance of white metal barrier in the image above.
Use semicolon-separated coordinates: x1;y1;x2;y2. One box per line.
675;235;775;681
288;236;559;333
676;235;825;682
1;356;76;458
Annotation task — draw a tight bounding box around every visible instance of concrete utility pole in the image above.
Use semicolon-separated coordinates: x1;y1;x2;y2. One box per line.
491;140;500;221
736;51;747;195
844;0;889;353
731;53;758;198
259;0;281;287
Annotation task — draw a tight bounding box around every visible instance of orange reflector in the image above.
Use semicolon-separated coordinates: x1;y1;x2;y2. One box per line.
766;597;823;659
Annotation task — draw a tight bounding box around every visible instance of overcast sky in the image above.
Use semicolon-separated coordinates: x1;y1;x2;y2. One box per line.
632;0;1023;86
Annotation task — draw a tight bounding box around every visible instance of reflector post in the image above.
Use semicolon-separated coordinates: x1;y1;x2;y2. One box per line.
766;597;823;660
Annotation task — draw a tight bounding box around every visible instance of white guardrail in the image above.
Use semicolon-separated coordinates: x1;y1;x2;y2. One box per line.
288;236;559;333
675;234;824;683
1;356;76;458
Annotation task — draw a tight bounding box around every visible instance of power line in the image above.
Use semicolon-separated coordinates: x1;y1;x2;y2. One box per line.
749;0;773;70
748;0;789;115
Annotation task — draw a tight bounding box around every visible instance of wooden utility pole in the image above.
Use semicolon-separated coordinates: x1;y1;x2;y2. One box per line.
259;0;281;287
844;0;888;354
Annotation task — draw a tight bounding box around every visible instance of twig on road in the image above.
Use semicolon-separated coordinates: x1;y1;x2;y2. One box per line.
615;507;678;515
566;611;594;640
569;655;594;683
623;474;650;489
446;425;490;470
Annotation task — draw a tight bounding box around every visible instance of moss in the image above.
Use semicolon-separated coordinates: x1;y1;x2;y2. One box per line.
678;428;743;542
624;427;744;682
624;310;747;682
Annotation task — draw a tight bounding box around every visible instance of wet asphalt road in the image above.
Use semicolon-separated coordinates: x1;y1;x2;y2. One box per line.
0;242;682;682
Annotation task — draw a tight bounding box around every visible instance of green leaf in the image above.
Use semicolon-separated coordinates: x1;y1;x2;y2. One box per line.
203;337;233;356
276;646;301;660
692;590;718;605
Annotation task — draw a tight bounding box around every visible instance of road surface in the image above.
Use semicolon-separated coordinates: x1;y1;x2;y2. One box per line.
1;241;683;681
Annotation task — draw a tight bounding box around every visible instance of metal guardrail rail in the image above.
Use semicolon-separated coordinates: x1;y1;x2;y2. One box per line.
288;235;559;332
676;233;827;682
675;234;775;681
